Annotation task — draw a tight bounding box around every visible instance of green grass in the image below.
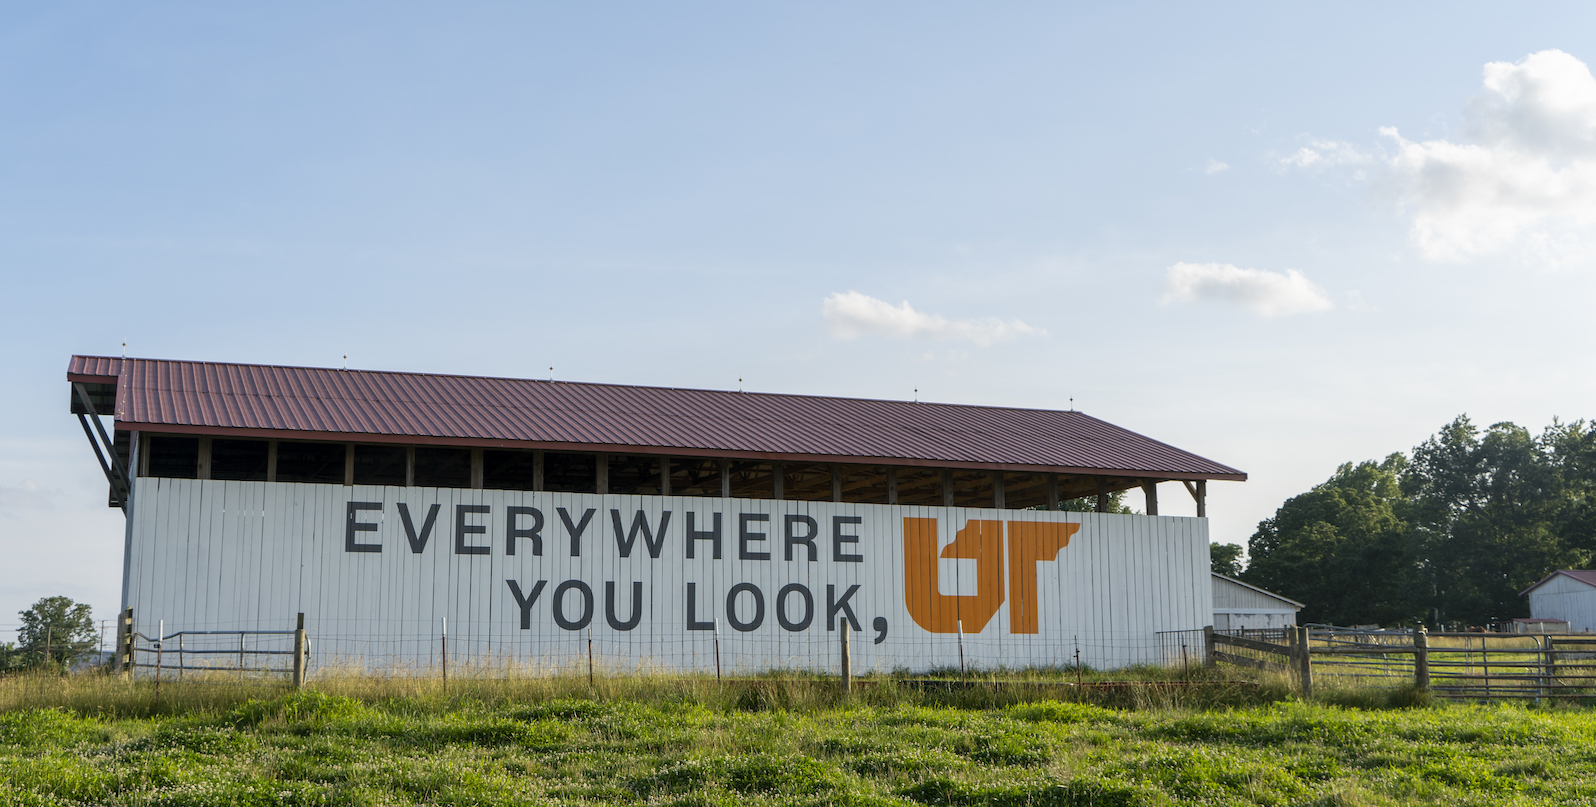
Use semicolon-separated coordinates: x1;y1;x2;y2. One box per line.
0;670;1590;806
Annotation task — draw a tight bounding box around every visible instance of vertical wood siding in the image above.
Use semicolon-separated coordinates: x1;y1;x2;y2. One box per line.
126;478;1211;672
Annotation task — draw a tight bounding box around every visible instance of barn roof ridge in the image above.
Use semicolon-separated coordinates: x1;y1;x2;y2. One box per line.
67;354;1247;480
1520;569;1596;597
1211;572;1305;608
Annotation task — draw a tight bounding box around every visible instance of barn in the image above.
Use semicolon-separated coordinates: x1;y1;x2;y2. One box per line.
69;355;1245;673
1522;571;1596;634
1210;573;1302;632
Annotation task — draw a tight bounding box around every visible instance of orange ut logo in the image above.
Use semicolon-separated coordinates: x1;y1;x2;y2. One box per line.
903;518;1081;634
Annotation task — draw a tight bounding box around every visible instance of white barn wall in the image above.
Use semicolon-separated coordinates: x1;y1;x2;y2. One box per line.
1528;575;1596;633
125;478;1211;673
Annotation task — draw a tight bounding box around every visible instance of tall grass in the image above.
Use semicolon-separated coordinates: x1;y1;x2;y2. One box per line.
0;662;1306;719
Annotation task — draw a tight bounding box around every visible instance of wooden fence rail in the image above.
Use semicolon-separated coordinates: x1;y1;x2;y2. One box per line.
1207;624;1596;701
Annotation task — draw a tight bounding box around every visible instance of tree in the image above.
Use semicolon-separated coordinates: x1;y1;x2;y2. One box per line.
1244;454;1415;626
1059;490;1134;514
1210;543;1244;577
17;597;96;669
1403;417;1593;626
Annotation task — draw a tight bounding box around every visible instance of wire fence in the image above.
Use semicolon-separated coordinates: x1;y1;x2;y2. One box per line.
95;612;1221;682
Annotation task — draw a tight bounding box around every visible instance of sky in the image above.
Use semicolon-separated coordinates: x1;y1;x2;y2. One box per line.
4;2;1596;632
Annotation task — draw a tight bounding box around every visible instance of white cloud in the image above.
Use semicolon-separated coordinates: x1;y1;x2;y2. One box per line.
1205;158;1230;174
1160;263;1334;317
1290;50;1596;267
821;291;1045;346
1279;139;1369;169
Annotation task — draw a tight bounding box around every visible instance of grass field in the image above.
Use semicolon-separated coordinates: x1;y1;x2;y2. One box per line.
0;669;1591;807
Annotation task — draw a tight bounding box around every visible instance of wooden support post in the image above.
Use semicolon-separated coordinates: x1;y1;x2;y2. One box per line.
1196;480;1207;518
992;472;1005;509
720;459;730;498
532;450;544;492
1047;474;1059;511
118;608;134;674
660;457;671;496
405;446;415;487
1414;627;1430;691
266;441;278;483
1203;625;1216;668
1143;480;1159;516
1296;626;1313;698
196;436;212;480
470;448;484;489
596;453;608;495
941;469;954;507
886;468;897;505
343;444;355;486
831;465;842;502
840;619;852;693
1095;477;1107;513
292;613;306;689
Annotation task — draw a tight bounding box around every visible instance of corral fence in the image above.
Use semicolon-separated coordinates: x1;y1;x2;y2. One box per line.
1202;623;1596;701
116;609;310;688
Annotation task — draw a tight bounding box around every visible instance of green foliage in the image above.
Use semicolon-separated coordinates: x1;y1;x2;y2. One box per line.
1210;542;1245;577
16;596;97;669
1245;416;1596;627
1246;454;1415;625
1058;490;1133;514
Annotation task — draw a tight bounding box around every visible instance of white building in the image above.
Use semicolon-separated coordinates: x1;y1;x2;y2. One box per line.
1521;570;1596;633
1211;573;1302;631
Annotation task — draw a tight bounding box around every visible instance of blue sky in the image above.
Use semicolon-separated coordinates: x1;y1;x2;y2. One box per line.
4;2;1596;629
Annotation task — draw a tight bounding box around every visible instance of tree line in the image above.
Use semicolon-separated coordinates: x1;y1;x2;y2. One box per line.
1215;416;1596;628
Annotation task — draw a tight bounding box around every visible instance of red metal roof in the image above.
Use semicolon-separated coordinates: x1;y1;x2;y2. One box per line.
1521;570;1596;596
68;355;1245;480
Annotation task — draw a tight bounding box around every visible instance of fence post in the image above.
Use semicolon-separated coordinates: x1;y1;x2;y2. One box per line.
292;613;306;689
1548;636;1558;701
154;619;164;708
1203;626;1216;668
1414;627;1430;692
840;619;852;693
1296;626;1313;698
118;608;134;675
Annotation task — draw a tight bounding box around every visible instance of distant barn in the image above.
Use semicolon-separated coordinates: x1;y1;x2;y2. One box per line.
1211;573;1301;632
1522;571;1596;633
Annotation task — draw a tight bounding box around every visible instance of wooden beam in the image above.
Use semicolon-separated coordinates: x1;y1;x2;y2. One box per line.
470;448;484;489
1095;476;1107;513
942;469;954;507
405;446;415;487
720;458;730;498
532;450;544;492
1143;480;1158;516
887;468;898;505
596;453;608;495
1047;474;1059;511
343;444;355;486
197;436;212;480
1183;479;1206;516
832;465;842;502
660;457;672;496
772;461;783;500
992;472;1005;509
267;440;278;483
